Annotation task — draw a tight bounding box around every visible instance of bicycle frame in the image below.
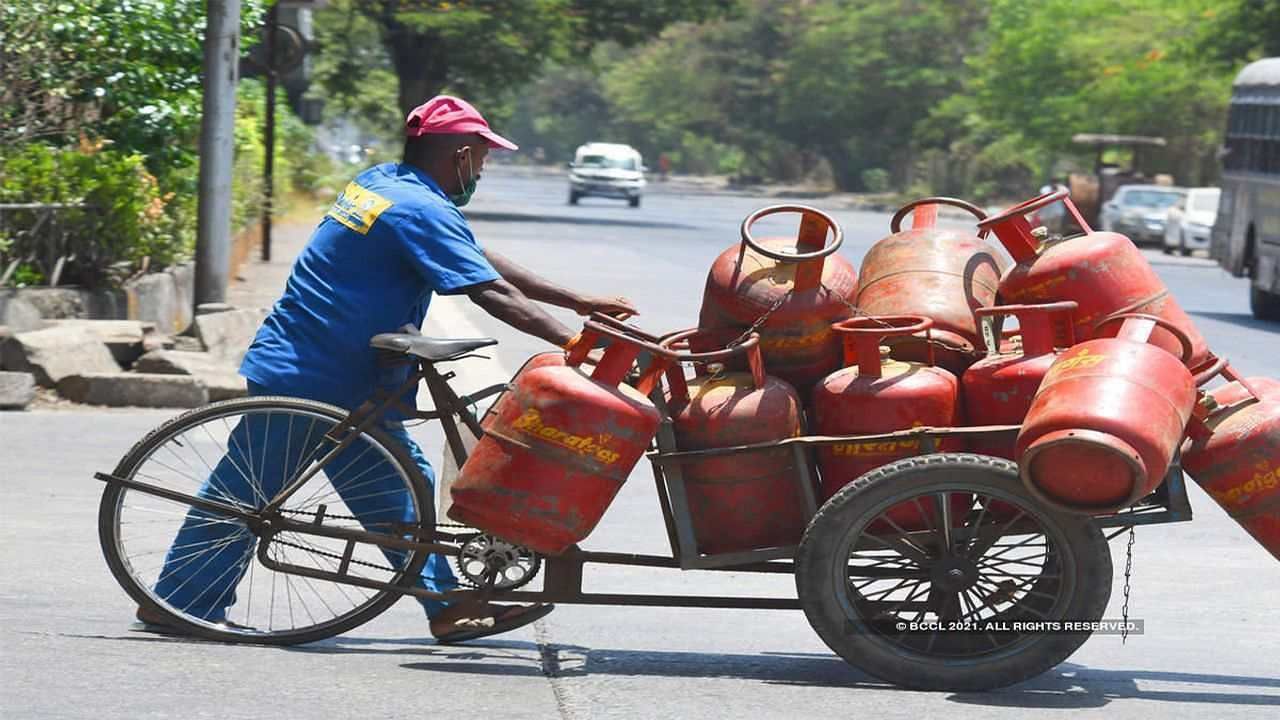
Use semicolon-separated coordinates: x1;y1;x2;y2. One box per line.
96;347;1195;612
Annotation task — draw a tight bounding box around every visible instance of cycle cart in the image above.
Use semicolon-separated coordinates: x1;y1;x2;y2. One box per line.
95;315;1194;692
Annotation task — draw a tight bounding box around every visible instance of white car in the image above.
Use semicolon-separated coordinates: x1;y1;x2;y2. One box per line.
1098;185;1186;246
568;143;646;207
1163;187;1221;256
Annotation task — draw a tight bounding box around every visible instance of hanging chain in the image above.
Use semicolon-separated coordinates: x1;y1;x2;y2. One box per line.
1121;525;1135;644
727;288;794;349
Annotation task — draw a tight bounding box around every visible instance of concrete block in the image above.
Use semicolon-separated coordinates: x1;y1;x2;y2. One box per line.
0;325;121;386
57;373;209;408
0;371;36;410
201;373;249;401
170;263;195;332
13;288;85;319
133;349;246;401
127;272;178;335
0;292;45;333
49;319;156;367
193;308;267;364
142;333;176;354
134;349;234;375
172;335;205;353
125;265;193;336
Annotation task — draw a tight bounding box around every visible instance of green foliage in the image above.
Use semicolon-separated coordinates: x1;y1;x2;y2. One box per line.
233;79;336;230
310;0;735;135
860;169;891;194
1194;0;1280;65
0;0;267;177
308;0;410;142
0;142;190;286
0;1;337;289
951;0;1237;189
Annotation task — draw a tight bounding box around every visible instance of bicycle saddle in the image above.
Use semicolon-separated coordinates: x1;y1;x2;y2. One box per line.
369;332;497;362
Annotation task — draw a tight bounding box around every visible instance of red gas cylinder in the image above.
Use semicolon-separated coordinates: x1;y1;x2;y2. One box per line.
857;197;1007;375
699;205;857;390
977;190;1210;368
962;301;1078;459
811;316;963;517
450;319;673;555
1016;314;1197;514
1183;372;1280;562
660;329;807;555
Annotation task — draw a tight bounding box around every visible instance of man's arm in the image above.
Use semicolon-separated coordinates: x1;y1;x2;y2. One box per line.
465;277;577;348
486;250;638;317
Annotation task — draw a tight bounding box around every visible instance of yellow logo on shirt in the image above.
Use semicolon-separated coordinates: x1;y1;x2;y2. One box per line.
327;181;394;235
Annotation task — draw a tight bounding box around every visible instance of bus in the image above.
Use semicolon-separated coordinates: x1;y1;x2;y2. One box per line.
1211;57;1280;320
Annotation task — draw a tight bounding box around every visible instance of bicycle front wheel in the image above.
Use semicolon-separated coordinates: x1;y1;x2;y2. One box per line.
98;396;435;645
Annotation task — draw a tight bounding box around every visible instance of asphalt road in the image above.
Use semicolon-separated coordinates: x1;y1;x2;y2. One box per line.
2;168;1278;719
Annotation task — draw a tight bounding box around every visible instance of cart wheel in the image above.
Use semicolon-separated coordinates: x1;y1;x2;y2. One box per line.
795;453;1112;692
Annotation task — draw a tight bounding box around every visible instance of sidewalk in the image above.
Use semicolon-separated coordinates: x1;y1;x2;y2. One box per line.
225;211;323;311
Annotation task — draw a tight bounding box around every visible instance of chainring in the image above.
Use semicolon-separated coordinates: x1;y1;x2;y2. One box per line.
453;533;542;590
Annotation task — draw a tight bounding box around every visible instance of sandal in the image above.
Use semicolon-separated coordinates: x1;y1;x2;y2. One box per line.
431;602;555;644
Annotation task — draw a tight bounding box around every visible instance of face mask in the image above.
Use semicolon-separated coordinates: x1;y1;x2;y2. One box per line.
450;147;478;207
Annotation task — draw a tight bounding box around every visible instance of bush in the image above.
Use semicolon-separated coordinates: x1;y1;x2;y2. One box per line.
0;142;189;287
860;168;891;193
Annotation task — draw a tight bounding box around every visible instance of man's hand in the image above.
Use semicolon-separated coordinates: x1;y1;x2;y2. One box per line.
575;294;639;318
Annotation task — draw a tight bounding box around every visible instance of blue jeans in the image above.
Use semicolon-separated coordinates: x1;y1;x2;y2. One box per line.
153;383;457;621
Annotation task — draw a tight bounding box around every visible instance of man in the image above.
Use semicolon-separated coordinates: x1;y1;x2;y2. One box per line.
140;95;637;642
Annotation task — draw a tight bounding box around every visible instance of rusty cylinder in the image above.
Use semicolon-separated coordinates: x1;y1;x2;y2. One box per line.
979;189;1210;367
810;315;964;529
450;320;673;555
661;329;807;556
1183;372;1280;562
698;205;857;391
1015;313;1197;514
856;197;1007;375
961;302;1078;459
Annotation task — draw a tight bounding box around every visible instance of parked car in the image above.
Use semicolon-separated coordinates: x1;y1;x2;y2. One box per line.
1163;187;1221;256
1098;185;1187;246
568;143;646;207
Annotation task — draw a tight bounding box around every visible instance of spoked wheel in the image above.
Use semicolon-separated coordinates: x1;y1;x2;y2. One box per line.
796;454;1112;692
98;396;435;645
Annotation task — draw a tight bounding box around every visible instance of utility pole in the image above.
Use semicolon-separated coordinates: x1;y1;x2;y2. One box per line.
261;2;278;262
194;0;241;308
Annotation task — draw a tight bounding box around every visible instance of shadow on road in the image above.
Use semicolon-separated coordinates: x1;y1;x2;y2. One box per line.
283;637;1280;707
1188;311;1280;334
69;631;1280;707
464;209;699;231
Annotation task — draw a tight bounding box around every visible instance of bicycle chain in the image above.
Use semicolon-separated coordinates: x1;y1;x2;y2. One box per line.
274;508;522;590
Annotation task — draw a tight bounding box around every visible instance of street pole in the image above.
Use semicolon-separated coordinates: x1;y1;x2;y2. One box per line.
262;3;277;262
194;0;240;308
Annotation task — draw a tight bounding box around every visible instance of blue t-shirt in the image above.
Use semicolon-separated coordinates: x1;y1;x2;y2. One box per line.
240;163;499;410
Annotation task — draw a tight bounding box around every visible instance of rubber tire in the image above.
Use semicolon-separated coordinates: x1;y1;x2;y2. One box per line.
568;190;580;205
795;453;1112;692
98;396;434;646
628;195;641;208
1251;284;1280;321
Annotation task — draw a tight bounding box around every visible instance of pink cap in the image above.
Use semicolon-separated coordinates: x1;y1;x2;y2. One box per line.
404;95;518;151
